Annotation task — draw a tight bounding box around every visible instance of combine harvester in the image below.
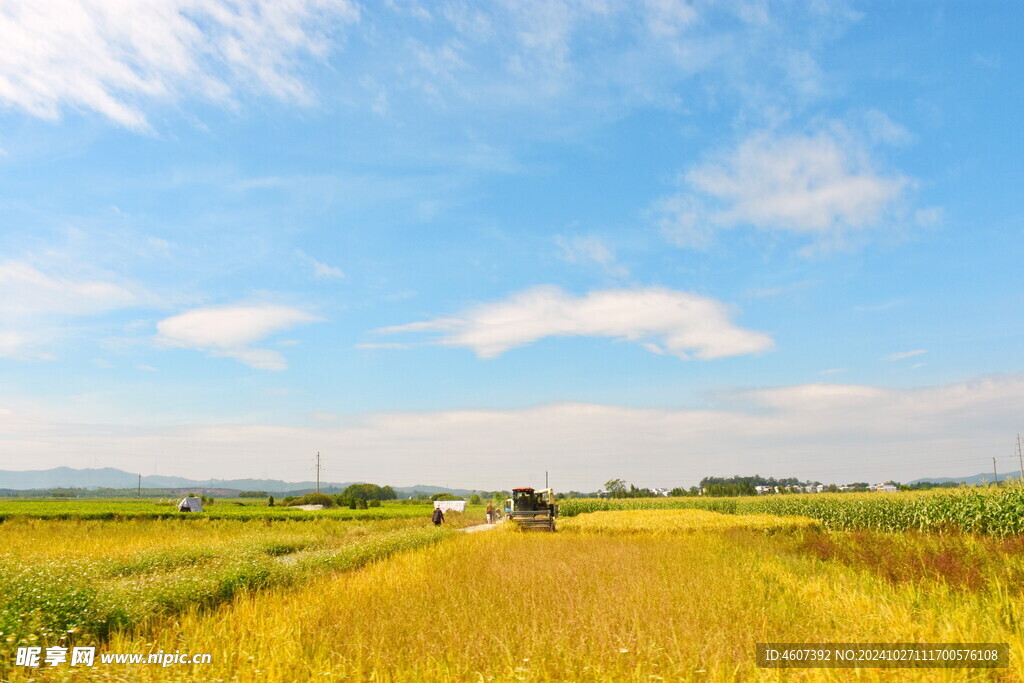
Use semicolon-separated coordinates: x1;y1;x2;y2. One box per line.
505;487;559;531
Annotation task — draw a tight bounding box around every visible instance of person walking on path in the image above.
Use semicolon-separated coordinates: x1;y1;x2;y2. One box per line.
486;501;495;524
432;505;444;526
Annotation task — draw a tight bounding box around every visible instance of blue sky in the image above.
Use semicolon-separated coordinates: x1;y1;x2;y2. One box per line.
1;0;1022;490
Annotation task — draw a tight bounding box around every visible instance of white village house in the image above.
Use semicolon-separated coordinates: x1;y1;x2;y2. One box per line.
433;500;467;513
177;496;203;512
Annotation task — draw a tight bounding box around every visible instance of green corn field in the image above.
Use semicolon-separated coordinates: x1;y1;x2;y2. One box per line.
559;485;1024;536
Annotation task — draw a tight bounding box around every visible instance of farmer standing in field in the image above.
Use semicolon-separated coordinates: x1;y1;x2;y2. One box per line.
432;505;444;526
486;501;495;524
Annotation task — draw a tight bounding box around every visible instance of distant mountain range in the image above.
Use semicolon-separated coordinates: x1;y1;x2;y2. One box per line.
0;467;477;497
908;471;1022;486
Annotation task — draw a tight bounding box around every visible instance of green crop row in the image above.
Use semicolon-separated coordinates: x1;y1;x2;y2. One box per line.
559;486;1024;536
0;525;454;647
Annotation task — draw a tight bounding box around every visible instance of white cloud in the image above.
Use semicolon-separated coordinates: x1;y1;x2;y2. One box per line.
0;0;359;129
375;286;772;360
863;109;912;146
853;299;906;312
555;235;628;278
4;375;1024;490
0;259;144;359
690;130;908;232
914;206;944;227
643;0;698;38
156;305;321;370
0;331;48;360
886;349;927;361
658;129;910;249
654;194;715;250
0;260;137;316
297;250;344;279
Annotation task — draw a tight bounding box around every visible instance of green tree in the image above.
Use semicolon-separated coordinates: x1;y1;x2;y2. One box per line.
288;492;336;508
604;479;627;498
468;494;482;505
341;483;397;501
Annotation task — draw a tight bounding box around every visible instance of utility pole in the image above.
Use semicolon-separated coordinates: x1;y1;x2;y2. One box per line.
316;452;321;494
993;456;999;485
1017;434;1023;481
545;471;549;489
138;473;141;499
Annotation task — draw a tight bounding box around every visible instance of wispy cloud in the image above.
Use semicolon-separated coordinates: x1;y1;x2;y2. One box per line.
555;235;628;278
0;0;359;129
657;128;909;250
0;260;137;316
747;280;819;299
340;1;860;139
156;305;321;370
0;259;144;359
886;349;927;361
374;286;773;360
853;299;907;313
0;0;861;140
297;250;344;279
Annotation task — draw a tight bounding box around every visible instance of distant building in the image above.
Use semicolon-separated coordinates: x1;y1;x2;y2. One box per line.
875;482;898;492
177;496;203;512
433;500;467;513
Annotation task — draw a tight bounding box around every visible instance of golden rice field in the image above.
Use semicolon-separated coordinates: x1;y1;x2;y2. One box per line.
2;508;1021;682
559;508;821;534
0;516;468;648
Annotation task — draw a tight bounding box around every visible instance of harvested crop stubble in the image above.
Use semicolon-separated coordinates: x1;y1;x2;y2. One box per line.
560;508;820;534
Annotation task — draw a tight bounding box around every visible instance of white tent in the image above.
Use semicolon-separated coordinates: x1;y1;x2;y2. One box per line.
177;496;204;512
433;500;466;513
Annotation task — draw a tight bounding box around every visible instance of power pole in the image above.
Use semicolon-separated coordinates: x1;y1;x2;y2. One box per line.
138;473;141;499
545;470;549;489
316;452;321;494
1017;434;1023;481
993;456;999;485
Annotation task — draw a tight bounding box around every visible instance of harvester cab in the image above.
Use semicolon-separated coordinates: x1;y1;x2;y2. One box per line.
504;487;558;531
